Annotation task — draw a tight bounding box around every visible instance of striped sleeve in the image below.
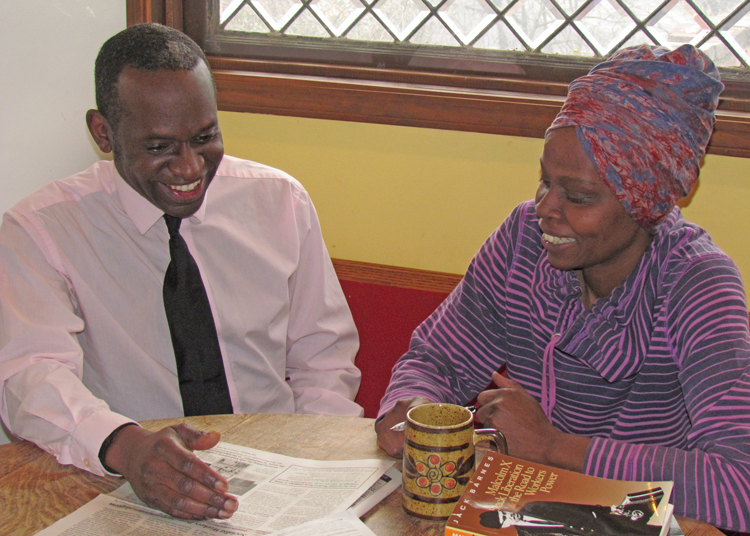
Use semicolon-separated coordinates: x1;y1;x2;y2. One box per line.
377;204;532;416
585;253;750;531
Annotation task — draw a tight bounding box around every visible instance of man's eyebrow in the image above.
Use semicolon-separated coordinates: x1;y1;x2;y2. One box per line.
141;125;219;142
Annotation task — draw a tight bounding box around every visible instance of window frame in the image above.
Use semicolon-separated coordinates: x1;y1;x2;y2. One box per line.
127;0;750;158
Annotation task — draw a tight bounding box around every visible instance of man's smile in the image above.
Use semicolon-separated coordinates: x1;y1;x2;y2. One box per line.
168;179;201;193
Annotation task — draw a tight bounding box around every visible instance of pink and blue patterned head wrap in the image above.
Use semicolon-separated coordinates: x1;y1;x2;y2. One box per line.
546;44;724;229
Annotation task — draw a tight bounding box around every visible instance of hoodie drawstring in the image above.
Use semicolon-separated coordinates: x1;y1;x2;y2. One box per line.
541;332;562;419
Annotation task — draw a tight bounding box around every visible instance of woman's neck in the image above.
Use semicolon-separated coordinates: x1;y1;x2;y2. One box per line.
576;231;654;309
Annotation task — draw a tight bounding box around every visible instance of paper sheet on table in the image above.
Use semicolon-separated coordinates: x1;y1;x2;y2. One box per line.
264;510;377;536
347;466;402;517
35;441;394;536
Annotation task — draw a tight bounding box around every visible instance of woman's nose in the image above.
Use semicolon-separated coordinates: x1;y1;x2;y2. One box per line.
535;184;557;219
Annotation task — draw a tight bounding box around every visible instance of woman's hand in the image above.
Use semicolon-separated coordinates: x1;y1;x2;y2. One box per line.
375;396;432;457
475;372;590;471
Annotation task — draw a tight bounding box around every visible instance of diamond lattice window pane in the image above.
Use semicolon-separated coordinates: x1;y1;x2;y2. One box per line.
542;24;597;54
213;0;750;74
648;0;710;47
623;0;671;22
692;0;745;25
722;8;750;63
507;0;566;49
488;0;516;10
439;0;497;44
555;0;589;17
701;35;743;66
311;0;365;36
224;4;270;32
374;0;431;41
618;29;658;49
473;19;527;49
221;0;245;24
345;11;394;41
576;0;637;54
285;8;331;36
410;17;463;45
250;0;304;31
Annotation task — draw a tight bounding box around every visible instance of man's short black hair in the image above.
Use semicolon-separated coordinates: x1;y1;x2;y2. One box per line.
94;23;211;129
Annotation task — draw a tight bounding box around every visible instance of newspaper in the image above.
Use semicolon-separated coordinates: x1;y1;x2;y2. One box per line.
265;510;377;536
36;442;396;536
347;465;402;517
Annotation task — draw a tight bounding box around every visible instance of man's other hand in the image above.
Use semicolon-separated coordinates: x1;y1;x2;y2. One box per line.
104;423;238;520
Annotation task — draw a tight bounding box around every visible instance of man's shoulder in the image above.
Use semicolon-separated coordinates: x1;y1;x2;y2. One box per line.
216;155;302;188
9;160;116;219
209;156;311;213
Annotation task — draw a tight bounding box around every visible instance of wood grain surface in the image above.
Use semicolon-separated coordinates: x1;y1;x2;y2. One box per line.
0;414;723;536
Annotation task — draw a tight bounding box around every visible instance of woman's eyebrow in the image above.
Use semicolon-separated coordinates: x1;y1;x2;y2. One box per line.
539;161;598;189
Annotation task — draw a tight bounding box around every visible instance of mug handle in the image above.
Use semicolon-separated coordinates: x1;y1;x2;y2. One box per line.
473;428;508;455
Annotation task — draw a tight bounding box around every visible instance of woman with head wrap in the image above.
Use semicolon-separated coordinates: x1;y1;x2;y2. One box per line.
376;45;750;531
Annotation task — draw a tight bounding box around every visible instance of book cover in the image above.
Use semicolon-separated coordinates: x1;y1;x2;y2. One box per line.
445;452;674;536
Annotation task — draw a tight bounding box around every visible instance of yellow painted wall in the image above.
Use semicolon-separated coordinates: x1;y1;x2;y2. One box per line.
219;111;750;286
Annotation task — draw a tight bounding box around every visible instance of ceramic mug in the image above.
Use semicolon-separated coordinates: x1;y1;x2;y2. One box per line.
401;403;507;520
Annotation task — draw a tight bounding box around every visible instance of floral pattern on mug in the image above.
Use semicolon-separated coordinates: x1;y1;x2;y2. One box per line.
406;453;475;496
415;454;457;495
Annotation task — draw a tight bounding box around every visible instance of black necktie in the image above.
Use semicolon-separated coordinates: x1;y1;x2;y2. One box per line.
163;214;233;416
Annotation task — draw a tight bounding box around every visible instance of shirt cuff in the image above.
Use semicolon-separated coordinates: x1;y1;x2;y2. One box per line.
70;410;139;476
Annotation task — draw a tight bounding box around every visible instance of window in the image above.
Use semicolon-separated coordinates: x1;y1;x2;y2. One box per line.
217;0;750;68
128;0;750;158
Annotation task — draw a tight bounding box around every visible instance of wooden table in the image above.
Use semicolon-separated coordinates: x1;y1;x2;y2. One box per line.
0;414;724;536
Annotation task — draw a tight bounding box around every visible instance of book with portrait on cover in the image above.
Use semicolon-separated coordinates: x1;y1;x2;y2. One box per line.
445;452;675;536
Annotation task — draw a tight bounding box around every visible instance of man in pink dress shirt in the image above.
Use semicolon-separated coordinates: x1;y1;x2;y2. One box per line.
0;24;361;520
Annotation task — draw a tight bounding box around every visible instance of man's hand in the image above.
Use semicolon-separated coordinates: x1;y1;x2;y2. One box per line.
375;396;432;457
475;372;590;471
104;423;238;520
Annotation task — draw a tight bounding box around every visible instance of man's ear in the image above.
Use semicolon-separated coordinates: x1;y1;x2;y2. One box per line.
86;109;114;154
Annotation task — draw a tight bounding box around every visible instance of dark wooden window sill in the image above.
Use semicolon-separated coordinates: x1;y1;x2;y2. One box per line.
128;0;750;159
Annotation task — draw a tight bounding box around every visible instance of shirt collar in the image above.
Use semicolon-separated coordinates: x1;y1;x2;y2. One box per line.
113;167;208;234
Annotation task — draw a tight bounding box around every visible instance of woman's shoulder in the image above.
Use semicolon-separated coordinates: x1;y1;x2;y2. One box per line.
648;209;745;317
474;200;546;270
487;200;541;245
653;208;739;279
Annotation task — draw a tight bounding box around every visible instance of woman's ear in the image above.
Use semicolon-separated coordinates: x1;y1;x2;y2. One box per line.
86;109;114;154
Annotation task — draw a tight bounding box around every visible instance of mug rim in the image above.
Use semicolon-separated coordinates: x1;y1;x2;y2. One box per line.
406;403;473;430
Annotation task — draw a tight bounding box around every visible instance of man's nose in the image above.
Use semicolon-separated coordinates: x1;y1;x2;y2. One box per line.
170;144;203;180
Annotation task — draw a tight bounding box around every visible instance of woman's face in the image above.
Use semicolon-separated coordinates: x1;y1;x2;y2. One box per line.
535;127;652;298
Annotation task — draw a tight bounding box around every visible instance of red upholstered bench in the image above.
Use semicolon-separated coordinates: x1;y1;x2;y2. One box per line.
332;260;461;418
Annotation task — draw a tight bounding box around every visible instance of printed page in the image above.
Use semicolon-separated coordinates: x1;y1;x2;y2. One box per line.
347;466;402;517
37;442;394;536
35;496;379;536
200;442;393;533
264;510;377;536
35;494;252;536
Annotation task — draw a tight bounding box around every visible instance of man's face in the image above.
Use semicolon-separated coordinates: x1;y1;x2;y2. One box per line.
100;63;224;218
500;512;522;527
